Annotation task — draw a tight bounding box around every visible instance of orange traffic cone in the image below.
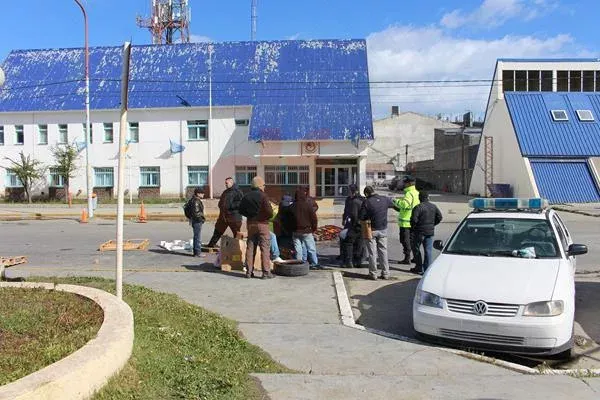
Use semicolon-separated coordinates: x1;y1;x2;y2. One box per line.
80;209;88;224
137;201;147;223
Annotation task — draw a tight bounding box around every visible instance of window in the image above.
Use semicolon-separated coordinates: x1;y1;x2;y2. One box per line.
140;167;160;187
58;124;68;144
377;172;386;180
502;70;514;92
557;71;569;91
0;126;4;145
103;123;114;143
235;119;249;126
264;165;309;185
38;124;48;145
15;125;24;145
527;70;540;91
583;71;595;91
5;170;22;187
541;70;553;91
128;122;139;143
515;70;527;91
576;110;594;122
49;167;65;187
188;166;209;186
82;123;93;144
570;70;582;92
235;166;257;185
94;167;114;187
187;120;208;141
551;110;569;121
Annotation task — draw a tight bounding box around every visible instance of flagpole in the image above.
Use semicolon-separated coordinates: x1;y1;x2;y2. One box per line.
208;44;213;199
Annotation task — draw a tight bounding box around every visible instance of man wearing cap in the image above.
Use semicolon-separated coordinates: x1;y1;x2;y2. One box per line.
238;176;275;279
360;186;400;280
341;184;366;268
186;187;206;257
393;176;420;265
409;191;442;274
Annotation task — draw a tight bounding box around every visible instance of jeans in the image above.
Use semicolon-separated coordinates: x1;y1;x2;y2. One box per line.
269;231;280;260
412;234;434;272
367;230;389;278
192;221;203;255
293;233;318;266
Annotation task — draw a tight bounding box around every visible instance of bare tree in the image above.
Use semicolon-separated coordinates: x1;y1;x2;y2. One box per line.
3;152;46;203
50;144;81;204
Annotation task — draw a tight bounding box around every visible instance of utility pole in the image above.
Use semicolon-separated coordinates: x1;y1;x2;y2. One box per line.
208;44;214;199
405;144;409;171
461;131;466;195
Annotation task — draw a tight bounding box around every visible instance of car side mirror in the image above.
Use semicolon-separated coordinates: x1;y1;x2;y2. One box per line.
568;244;588;257
433;240;444;251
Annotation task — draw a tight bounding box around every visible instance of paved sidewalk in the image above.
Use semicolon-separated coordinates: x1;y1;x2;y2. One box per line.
6;266;599;400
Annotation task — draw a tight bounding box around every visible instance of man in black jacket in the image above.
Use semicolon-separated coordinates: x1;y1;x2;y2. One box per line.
409;191;443;274
207;177;244;248
360;186;400;280
341;184;365;268
187;187;206;257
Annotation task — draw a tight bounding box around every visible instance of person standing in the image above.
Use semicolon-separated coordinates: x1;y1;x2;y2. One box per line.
410;192;442;274
360;186;400;280
206;177;244;248
239;176;274;279
342;184;365;268
393;176;420;264
185;187;206;257
291;188;319;268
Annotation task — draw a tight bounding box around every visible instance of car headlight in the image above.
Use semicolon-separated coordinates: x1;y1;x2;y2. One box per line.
416;290;443;309
523;300;564;317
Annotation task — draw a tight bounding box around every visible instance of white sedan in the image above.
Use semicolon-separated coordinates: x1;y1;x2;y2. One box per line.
412;198;588;356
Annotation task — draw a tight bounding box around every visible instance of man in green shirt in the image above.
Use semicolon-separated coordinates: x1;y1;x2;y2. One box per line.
393;176;420;264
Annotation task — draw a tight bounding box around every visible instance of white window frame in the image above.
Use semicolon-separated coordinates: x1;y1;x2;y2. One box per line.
38;124;48;145
187;166;209;186
550;110;569;121
0;125;4;145
5;170;23;188
103;123;114;143
49;167;65;187
576;110;594;122
15;125;24;145
140;166;160;187
58;124;69;144
377;172;386;180
187;120;208;141
128;122;139;143
235;166;257;185
94;167;114;187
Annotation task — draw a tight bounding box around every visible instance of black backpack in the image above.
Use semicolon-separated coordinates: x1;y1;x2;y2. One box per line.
183;198;194;219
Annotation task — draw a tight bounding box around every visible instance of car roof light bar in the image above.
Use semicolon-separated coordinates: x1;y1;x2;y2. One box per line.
469;198;549;211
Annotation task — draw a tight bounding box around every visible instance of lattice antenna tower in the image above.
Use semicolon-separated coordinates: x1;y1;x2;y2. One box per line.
137;0;191;44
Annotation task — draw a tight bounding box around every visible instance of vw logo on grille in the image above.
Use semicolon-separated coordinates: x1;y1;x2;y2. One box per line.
473;301;488;316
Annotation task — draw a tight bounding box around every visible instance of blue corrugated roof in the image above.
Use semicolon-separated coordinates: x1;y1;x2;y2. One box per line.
0;40;373;142
530;160;600;203
505;92;600;157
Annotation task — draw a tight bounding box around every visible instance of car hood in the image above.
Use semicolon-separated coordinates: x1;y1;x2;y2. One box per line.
421;254;560;304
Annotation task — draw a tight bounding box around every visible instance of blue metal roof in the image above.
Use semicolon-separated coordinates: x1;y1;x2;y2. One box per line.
505;92;600;157
530;160;600;203
0;40;373;142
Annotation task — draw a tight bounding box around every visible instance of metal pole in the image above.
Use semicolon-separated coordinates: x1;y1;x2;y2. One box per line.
74;0;94;219
116;42;132;300
128;154;133;204
208;44;213;199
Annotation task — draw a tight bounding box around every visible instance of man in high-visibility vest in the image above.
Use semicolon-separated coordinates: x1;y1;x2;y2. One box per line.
393;176;420;265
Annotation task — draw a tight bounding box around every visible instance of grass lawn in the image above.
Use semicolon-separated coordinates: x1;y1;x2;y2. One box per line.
31;277;291;399
0;287;103;386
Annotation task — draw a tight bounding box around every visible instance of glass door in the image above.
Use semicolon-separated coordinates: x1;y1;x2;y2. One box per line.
317;166;357;197
323;167;336;197
337;167;350;197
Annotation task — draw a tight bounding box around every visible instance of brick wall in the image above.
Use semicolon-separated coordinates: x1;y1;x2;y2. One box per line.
138;187;160;200
93;187;113;201
4;187;25;202
49;187;67;201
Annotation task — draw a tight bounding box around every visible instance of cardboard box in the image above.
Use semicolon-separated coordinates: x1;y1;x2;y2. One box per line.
219;235;271;272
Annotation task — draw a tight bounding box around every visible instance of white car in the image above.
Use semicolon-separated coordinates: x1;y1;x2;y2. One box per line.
412;198;588;356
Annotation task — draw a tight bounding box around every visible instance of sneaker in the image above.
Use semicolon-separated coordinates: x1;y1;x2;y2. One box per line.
273;257;284;263
367;274;378;281
400;257;411;265
380;275;390;280
261;273;275;280
245;272;255;279
408;267;422;275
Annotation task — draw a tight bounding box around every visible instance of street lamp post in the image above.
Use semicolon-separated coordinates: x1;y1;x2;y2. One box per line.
74;0;94;219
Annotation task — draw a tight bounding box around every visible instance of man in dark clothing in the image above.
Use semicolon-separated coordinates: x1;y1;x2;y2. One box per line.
206;177;244;248
187;187;206;257
342;184;365;268
360;186;400;280
291;188;319;267
239;176;275;279
409;191;443;275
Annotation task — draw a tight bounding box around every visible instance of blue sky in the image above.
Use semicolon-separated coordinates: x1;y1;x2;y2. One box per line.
1;0;599;117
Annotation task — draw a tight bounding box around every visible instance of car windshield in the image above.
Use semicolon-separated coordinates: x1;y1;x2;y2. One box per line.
445;217;559;259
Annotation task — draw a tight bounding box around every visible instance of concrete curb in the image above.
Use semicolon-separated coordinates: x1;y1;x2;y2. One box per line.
331;272;600;377
0;282;134;400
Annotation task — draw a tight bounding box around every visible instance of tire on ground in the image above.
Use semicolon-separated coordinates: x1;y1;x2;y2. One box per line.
273;260;310;276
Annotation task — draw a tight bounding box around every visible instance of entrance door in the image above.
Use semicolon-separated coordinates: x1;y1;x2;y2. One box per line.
317;166;357;197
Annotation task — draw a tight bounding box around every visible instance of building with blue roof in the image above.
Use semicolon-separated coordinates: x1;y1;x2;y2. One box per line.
0;40;373;200
470;59;600;203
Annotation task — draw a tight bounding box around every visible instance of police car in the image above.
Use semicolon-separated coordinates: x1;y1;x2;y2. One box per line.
412;198;588;356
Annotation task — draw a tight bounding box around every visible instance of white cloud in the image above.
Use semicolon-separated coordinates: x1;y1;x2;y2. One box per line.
440;0;558;29
366;25;587;118
190;34;212;43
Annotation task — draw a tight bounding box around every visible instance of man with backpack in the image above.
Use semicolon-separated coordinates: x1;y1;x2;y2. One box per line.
184;187;206;257
238;176;274;279
206;177;244;248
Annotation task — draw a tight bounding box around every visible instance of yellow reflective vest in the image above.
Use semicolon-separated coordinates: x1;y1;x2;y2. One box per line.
393;185;420;228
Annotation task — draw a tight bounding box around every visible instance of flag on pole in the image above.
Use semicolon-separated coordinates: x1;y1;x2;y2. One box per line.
170;139;186;154
351;132;360;149
75;141;87;153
